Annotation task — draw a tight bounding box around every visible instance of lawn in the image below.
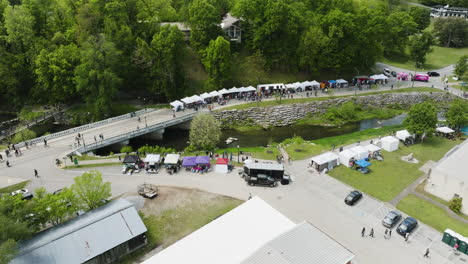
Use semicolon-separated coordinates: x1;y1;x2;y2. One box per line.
220;87;441;111
0;180;30;194
382;46;468;71
328;137;462;201
397;194;468;237
215;146;280;160
284;142;328;160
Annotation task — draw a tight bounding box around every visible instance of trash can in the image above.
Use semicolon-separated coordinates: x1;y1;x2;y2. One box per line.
450;233;461;247
458;237;468;254
442;229;453;245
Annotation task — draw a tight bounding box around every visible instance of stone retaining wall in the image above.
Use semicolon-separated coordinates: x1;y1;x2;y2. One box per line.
213;92;455;127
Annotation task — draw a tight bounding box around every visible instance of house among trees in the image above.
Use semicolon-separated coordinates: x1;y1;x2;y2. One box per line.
430;5;468;19
220;13;243;43
10;199;147;264
160;22;191;40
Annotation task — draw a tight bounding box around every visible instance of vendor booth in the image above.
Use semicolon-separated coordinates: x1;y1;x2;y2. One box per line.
436;126;455;138
215;158;229;173
336;79;348;88
122;155;143;174
182;156;197;168
363;144;382;160
329;80;337;88
310;152;339;172
396;130;412;141
397;72;409;81
170;100;184;111
243;163;284;180
339;149;357;168
195;156;210;165
209;90;220;98
144;154;161;173
355;159;371;174
350;146;368;160
380;136;399;152
164;154;181;174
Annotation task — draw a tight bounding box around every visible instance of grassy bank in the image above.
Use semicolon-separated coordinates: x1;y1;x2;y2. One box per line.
0;181;30;193
397;194;468;237
382;46;468;70
216;145;280;160
328;137;462;201
220;87;441;111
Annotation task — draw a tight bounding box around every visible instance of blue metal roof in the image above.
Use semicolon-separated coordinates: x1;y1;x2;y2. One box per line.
11;199;147;264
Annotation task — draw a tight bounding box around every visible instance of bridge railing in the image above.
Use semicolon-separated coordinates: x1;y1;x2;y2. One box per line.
15;108;155;148
67;112;197;156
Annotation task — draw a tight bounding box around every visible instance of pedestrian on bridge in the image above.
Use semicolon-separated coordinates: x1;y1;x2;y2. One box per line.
369;228;374;237
43;139;47;147
6;160;10;167
361;227;366;237
34;169;38;178
94;136;97;142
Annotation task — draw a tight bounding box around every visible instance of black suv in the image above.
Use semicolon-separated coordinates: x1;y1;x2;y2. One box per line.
245;174;277;187
396;217;418;236
427;71;440;77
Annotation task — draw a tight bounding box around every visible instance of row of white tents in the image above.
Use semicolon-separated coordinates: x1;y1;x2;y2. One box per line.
170;86;257;109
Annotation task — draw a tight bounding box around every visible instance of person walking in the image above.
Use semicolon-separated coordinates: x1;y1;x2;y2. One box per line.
361;227;366;237
384;229;388;239
369;228;374;238
6;160;10;167
405;233;409;242
388;229;392;237
34;169;38;178
43;139;47;146
423;248;430;258
94;136;97;142
248;193;252;200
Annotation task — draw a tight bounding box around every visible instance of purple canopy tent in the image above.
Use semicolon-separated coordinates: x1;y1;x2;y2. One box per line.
195;156;210;165
182;156;197;167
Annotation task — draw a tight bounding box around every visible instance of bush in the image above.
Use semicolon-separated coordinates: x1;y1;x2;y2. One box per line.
12;129;37;143
323;101;359;123
282;136;306;145
18;107;43;122
449;196;463;214
120;146;133;154
137;145;176;155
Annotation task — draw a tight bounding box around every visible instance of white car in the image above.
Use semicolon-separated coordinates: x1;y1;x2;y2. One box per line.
10;189;29;196
383;68;391;76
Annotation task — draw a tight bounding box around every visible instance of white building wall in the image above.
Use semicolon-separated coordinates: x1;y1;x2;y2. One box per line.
426;169;468;215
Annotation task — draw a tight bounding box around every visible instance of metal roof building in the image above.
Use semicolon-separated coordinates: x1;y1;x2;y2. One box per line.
11;199;147;264
242;222;354;264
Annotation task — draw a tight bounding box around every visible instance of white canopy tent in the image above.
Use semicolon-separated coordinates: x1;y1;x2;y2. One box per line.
436;127;455;134
363;144;381;154
310;152;339;171
380;136;399;152
190;95;204;103
209;91;220;97
227;87;239;93
164;154;180;165
350;146;368;160
200;92;211;99
245;86;256;92
336;79;348;84
181;97;193;104
144;154;161;165
339;149;357;168
218;88;229;95
170;100;184;110
370;74;388;80
396;130;412;141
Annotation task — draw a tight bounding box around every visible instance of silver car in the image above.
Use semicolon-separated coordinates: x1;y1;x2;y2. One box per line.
382;210;402;228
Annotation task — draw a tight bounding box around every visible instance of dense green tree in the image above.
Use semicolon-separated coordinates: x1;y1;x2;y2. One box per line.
445;99;468;133
34;44;81;103
32;187;77;226
409;7;430;31
0;239;16;264
454;55;468;78
383;12;418;54
71;170;111;211
409;32;434;68
74;35;122;120
189;114;221;150
404;101;437;140
188;0;222;51
298;25;329;72
432;18;468;47
237;51;269;85
3;5;35;51
203;36;231;89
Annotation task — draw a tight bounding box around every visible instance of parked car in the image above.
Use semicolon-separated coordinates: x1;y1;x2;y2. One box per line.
11;189;29;196
382;210;402;228
344;190;362;205
245;174;277;187
412;74;429;82
427;71;440;77
396;217;418;236
391;71;397;77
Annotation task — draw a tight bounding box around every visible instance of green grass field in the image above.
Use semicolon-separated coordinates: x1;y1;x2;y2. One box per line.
220;87;441;111
382;46;468;71
397;194;468;237
0;181;30;194
328;137;461;201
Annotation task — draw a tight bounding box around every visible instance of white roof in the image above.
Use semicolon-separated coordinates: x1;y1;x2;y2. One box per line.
350;146;367;155
209;91;220;97
190;95;203;102
363;144;381;152
433;140;468;183
303;80;320;87
396;130;411;141
339;149;356;160
170;100;184;107
228;87;239;93
370;74;388;80
220;13;242;30
144;154;161;164
218;88;229;95
181;97;193;104
436;126;455;133
311;152;339;165
142;197;295;264
200;92;211;99
164;154;180;164
336;79;348;84
241;221;354;264
245;86;256;91
382;136;399;143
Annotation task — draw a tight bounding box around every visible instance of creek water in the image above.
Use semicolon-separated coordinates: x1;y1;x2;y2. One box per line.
95;114;407;155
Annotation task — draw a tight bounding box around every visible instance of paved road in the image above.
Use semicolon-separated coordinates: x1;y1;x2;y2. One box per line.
0;64;465;263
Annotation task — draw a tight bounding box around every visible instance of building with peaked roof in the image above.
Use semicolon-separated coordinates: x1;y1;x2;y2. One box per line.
10;199;147;264
160;22;191;40
426;139;468;214
430;5;468;19
220;13;243;43
141;197;354;264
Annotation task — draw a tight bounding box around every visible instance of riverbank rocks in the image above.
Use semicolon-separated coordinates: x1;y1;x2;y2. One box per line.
212;92;455;127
